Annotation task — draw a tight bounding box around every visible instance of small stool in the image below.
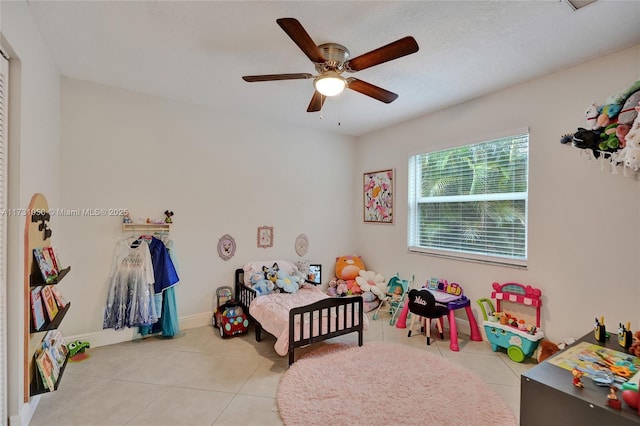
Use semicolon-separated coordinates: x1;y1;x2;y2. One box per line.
406;289;449;345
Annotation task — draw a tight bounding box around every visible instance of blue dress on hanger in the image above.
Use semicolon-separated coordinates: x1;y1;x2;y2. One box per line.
140;237;180;337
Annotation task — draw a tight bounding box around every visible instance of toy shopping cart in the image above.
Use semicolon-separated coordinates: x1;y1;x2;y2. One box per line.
372;274;413;325
477;282;545;362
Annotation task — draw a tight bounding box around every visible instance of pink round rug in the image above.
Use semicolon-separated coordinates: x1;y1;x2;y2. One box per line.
277;341;517;426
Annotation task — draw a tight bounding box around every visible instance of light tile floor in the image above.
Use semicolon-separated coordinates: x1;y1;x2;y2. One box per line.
31;312;536;425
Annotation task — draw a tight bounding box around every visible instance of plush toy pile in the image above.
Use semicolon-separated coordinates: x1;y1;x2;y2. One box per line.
563;79;640;173
327;255;387;312
249;262;301;296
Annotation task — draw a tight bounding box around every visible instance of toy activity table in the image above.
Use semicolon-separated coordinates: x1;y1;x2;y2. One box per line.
397;283;482;351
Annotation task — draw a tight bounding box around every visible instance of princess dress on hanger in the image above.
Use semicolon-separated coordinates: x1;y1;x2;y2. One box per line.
139;236;181;337
103;238;158;330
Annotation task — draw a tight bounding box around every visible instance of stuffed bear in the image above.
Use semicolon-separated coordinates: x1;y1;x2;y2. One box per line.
584;103;600;130
275;269;300;294
335;255;365;281
336;279;348;296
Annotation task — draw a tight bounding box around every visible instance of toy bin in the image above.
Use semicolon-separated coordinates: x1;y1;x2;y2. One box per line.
477;282;545;363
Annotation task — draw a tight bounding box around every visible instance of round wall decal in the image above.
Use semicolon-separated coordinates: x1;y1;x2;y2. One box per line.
217;234;236;261
295;234;309;257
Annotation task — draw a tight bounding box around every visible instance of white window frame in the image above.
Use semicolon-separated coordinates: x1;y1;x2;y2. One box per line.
408;132;529;268
0;51;8;426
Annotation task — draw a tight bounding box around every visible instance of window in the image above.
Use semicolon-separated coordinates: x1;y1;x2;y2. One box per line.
408;132;529;267
0;51;7;423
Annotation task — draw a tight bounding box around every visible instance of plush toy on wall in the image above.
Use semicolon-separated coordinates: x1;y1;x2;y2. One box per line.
596;103;622;129
584;103;600;130
572;127;603;158
599;124;621;151
335;255;365;281
611;105;640;171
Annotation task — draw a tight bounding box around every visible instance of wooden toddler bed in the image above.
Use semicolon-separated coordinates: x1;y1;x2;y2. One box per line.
234;269;365;365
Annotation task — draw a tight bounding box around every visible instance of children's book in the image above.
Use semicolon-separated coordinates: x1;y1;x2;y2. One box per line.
30;286;46;331
43;330;68;368
41;286;59;321
50;285;68;308
33;247;58;284
35;349;57;391
51;246;65;270
46;246;59;272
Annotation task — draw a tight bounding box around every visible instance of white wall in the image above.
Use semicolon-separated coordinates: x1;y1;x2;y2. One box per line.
2;1;62;424
355;43;640;344
58;78;356;341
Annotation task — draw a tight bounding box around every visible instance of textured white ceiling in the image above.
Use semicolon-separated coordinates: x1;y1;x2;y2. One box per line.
25;0;640;136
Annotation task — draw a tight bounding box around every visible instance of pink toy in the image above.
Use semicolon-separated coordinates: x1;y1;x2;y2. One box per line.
477;282;545;362
397;279;482;351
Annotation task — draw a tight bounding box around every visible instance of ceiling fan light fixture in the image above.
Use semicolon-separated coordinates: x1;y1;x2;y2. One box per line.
314;72;347;97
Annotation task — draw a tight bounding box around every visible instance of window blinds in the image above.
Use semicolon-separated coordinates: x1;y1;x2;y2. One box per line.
408;133;529;266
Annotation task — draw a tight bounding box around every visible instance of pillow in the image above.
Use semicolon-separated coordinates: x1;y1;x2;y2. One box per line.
243;260;299;286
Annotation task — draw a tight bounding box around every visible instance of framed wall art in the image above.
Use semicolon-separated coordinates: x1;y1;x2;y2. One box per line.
257;226;273;248
295;234;309;257
363;169;394;224
217;234;236;261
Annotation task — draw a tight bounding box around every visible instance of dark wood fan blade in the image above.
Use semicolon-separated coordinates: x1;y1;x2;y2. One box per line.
242;73;313;82
347;78;398;103
345;36;419;72
276;18;326;64
307;91;325;112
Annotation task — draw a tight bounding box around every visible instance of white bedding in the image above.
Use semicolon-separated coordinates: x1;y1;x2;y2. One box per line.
249;285;369;356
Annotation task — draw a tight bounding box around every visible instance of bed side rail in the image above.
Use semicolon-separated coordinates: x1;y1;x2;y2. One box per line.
288;295;364;365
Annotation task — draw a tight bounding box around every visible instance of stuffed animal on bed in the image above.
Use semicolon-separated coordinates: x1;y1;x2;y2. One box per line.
275;269;300;294
262;263;280;285
250;272;274;296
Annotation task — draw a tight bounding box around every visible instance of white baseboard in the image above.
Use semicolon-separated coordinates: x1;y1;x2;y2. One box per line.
63;312;212;349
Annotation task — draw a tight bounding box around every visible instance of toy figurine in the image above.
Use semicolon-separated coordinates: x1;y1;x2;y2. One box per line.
608;386;622;410
164;210;174;224
618;322;633;349
594;316;607;342
572;368;584;388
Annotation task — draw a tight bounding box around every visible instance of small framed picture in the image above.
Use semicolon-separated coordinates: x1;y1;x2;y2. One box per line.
217;234;236;261
307;264;322;285
257;226;273;248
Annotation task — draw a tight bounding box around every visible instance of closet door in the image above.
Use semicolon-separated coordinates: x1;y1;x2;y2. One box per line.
0;51;9;426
